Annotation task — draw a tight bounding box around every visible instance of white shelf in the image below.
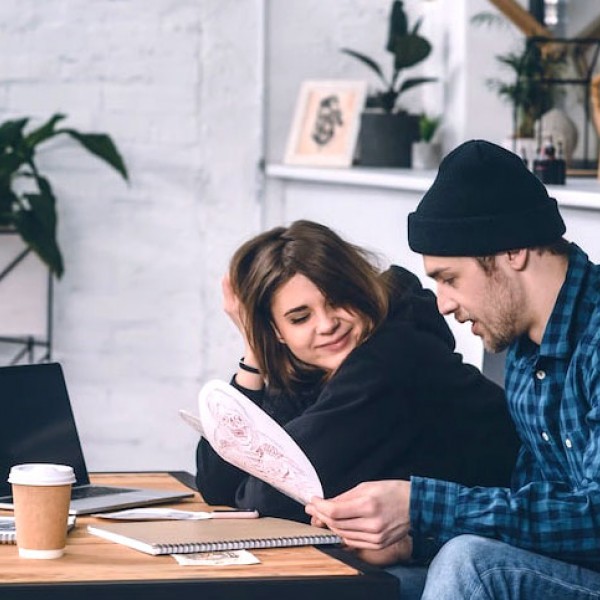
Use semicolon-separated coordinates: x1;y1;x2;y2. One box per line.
266;164;435;192
266;164;600;212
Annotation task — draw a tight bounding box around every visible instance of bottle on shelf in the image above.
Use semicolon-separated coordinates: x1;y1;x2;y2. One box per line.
533;135;566;185
555;140;566;185
543;135;556;161
533;145;547;183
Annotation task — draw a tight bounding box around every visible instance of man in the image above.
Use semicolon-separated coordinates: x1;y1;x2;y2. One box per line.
306;140;600;599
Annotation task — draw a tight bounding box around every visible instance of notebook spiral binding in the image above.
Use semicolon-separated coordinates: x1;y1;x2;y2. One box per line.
156;533;341;555
0;532;15;544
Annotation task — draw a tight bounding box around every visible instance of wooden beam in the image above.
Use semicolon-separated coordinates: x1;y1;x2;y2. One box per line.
488;0;553;38
590;73;600;179
591;74;600;135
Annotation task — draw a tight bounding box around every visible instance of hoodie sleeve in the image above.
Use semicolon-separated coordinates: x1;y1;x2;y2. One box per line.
194;377;264;506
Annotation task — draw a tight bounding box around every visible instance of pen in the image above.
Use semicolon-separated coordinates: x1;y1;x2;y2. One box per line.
210;509;259;519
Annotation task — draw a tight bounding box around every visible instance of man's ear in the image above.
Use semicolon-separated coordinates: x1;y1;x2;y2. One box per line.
506;248;529;271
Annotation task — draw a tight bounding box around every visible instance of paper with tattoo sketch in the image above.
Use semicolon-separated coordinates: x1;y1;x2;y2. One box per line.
179;379;323;505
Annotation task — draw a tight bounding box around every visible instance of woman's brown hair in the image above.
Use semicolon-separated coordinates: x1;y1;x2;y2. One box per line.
229;220;389;393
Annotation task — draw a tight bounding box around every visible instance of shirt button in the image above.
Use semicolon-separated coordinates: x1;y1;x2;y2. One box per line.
541;431;550;442
536;370;546;380
565;438;573;449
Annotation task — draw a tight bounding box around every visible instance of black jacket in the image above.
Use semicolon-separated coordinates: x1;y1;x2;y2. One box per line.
196;266;520;522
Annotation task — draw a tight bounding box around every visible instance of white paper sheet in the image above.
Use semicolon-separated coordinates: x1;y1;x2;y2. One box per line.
181;379;324;505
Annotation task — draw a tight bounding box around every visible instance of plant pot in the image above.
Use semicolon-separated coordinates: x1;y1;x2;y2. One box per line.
355;111;419;168
411;141;442;170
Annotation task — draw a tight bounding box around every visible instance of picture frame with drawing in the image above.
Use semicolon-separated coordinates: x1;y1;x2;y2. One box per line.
284;80;367;167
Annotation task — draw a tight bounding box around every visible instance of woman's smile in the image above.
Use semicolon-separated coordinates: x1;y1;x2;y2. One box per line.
316;329;352;352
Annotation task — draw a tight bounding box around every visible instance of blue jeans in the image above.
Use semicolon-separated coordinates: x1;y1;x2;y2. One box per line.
420;534;600;600
385;564;428;599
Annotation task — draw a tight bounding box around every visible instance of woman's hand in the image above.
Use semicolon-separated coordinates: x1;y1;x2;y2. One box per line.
223;273;263;389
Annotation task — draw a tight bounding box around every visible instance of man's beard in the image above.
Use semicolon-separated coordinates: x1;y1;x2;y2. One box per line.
480;271;523;353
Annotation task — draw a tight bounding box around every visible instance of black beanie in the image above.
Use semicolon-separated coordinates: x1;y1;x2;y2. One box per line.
408;139;566;256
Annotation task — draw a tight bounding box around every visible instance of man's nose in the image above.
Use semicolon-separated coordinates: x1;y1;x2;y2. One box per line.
436;289;458;316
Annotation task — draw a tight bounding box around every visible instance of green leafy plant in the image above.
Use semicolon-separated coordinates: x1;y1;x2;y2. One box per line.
471;12;564;139
488;41;564;138
418;113;440;142
341;0;437;113
0;114;128;277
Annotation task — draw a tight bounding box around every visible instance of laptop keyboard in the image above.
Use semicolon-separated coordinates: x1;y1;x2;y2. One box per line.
70;486;134;500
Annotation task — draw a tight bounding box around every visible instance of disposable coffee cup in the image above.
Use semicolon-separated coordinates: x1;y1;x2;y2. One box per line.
8;463;75;559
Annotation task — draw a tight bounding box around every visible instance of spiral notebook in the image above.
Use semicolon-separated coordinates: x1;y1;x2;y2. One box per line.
0;516;20;544
87;517;341;555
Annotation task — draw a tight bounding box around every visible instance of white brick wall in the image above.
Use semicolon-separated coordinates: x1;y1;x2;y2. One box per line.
0;0;264;472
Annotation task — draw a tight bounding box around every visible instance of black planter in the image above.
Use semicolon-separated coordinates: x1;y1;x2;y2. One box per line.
355;111;419;168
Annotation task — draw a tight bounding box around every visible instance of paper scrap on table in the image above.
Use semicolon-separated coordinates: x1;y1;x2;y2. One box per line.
172;549;261;566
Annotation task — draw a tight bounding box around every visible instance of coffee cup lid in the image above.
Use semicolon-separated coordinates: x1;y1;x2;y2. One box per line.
8;463;76;486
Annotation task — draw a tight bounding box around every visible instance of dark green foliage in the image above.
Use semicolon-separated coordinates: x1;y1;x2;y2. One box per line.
418;113;440;142
471;11;565;139
0;114;128;277
341;0;436;113
488;40;564;138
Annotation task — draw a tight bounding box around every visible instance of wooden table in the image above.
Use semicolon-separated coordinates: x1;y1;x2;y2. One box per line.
0;472;399;599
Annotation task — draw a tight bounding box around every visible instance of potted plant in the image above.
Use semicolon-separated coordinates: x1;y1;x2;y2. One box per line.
411;113;441;170
471;12;566;160
341;0;437;167
0;113;128;278
488;40;563;140
491;41;571;166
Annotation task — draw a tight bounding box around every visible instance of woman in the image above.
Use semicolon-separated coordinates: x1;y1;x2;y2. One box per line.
195;220;520;525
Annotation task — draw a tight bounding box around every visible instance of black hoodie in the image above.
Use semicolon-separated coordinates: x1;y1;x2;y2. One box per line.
196;266;520;523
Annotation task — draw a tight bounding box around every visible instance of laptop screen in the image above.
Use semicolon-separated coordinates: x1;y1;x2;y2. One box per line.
0;363;90;495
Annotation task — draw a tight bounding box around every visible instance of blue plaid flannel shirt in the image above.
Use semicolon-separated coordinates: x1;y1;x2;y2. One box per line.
410;244;600;569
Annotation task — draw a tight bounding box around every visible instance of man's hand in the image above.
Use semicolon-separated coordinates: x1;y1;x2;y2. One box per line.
353;536;413;566
306;480;411;549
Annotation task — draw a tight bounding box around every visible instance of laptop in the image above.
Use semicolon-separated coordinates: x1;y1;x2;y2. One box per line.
0;363;194;515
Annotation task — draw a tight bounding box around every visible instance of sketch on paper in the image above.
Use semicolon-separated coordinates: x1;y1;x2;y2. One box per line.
181;380;323;505
311;95;344;146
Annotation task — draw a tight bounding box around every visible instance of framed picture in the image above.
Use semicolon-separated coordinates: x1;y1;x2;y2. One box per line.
284;80;367;167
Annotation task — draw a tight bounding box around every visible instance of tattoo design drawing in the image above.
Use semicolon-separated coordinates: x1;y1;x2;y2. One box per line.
195;380;324;505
